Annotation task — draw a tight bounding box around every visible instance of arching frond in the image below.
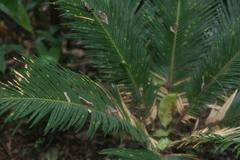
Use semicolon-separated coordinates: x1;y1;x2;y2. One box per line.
101;148;197;160
176;127;240;158
187;0;240;116
56;0;156;108
101;148;161;160
0;58;146;141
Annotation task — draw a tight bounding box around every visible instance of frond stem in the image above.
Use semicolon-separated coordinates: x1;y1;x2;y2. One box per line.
1;97;86;108
168;0;181;89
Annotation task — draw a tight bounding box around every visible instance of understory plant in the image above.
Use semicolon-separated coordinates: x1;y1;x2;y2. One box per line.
1;0;240;159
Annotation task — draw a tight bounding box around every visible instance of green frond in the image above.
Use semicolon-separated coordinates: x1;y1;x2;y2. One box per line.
176;127;240;158
187;0;240;116
101;148;197;160
142;0;221;87
100;148;161;160
0;58;146;141
56;0;156;107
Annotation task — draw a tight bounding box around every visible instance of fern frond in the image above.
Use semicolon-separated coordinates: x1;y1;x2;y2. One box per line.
56;0;156;107
101;148;161;160
0;58;146;141
187;0;240;116
176;127;240;158
101;148;198;160
142;0;221;87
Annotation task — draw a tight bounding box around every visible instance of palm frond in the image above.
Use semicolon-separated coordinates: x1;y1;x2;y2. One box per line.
100;148;161;160
101;148;197;160
187;0;240;116
176;127;240;158
0;58;146;141
56;0;156;107
142;0;221;87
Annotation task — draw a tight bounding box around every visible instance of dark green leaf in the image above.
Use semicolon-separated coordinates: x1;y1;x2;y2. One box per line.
0;0;33;32
187;0;240;116
101;148;196;160
100;148;161;160
0;58;146;141
56;0;156;108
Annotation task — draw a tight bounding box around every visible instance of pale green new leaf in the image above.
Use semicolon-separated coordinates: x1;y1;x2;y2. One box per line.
156;137;172;151
158;94;177;128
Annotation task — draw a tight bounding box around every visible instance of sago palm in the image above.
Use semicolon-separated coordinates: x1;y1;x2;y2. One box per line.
1;0;240;159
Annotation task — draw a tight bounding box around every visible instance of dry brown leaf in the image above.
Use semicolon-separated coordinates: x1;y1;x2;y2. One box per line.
170;24;178;33
181;114;196;124
176;93;189;115
193;118;199;131
205;90;238;125
144;102;157;126
97;11;109;24
0;21;8;35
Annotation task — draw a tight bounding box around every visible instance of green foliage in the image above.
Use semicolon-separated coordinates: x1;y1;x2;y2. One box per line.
101;148;195;160
0;0;33;32
153;129;171;138
1;0;240;159
56;0;156;108
187;0;240;115
158;94;177;128
36;26;63;63
176;127;240;158
143;0;221;84
156;137;172;151
100;148;161;160
0;58;146;141
46;147;59;160
25;0;44;11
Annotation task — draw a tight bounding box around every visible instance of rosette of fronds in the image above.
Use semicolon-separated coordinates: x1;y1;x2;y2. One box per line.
1;0;240;159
